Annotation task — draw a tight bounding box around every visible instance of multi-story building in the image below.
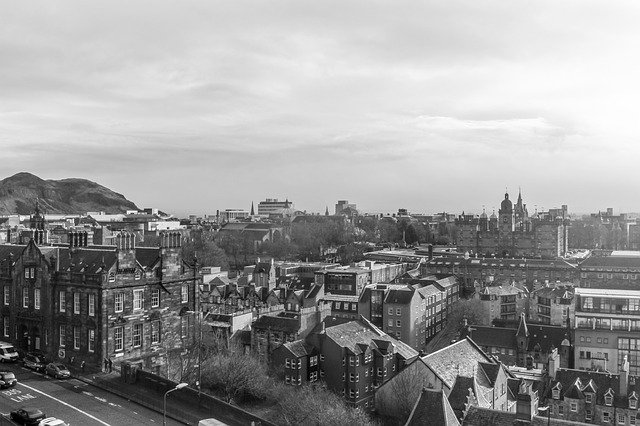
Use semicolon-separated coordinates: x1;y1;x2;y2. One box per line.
422;256;578;295
271;317;419;411
256;198;294;217
579;253;640;290
456;191;569;259
546;359;639;425
467;316;572;369
574;287;640;375
529;284;574;326
0;230;198;376
314;261;409;296
358;280;450;351
474;283;529;325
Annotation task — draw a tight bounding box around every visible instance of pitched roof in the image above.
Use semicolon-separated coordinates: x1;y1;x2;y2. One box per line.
448;376;477;415
252;314;300;334
423;338;495;389
384;288;415;305
461;405;516;426
581;255;640;269
281;340;316;358
468;326;515;349
406;388;460;426
323;318;418;361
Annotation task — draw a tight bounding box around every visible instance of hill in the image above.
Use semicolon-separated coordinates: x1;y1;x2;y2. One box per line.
0;172;139;215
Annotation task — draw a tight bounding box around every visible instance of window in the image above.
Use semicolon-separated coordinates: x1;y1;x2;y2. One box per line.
285;358;291;368
631;414;636;426
59;291;66;312
114;293;124;313
570;402;577;412
558;405;563;415
24;267;35;279
88;329;95;352
88;294;95;316
631;398;638;410
585;393;592;403
603;412;610;423
552;389;560;399
586;410;592;421
73;326;80;349
151;289;160;307
133;289;144;310
606;393;613;406
132;323;142;347
114;326;123;351
350;373;354;382
618;413;626;425
181;317;188;338
396;320;401;327
34;288;40;310
2;317;8;337
74;293;80;314
134;270;141;280
3;287;8;305
181;285;188;303
388;307;393;315
108;272;116;283
59;325;66;347
387;319;393;327
151;321;160;344
396;308;401;315
22;288;28;308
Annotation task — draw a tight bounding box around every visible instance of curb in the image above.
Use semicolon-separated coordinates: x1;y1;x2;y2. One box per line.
74;375;193;425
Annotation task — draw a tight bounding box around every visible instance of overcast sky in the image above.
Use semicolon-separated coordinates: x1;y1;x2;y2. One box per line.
2;1;639;216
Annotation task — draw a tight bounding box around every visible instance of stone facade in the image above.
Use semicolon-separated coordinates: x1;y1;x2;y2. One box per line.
0;231;198;377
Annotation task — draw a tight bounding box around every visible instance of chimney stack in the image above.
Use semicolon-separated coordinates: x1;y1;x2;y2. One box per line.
621;355;630;397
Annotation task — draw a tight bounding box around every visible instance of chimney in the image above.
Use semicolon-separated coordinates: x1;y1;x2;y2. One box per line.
621;355;630;397
548;348;559;380
116;231;136;270
516;381;536;422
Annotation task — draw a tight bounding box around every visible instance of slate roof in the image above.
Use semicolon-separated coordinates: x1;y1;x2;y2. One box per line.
524;324;571;353
406;388;460;426
462;406;517;426
324;318;418;361
448;376;477;416
423;338;495;389
281;340;316;358
384;288;415;305
549;368;640;408
580;255;640;269
252;314;300;334
469;326;515;349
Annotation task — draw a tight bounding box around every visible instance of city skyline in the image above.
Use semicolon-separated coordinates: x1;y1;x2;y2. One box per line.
3;1;640;215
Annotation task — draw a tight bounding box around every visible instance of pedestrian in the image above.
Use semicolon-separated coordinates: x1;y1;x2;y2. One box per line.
80;361;85;372
108;358;113;373
103;358;108;372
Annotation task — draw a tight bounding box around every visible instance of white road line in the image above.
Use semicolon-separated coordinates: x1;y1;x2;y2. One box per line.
17;382;111;426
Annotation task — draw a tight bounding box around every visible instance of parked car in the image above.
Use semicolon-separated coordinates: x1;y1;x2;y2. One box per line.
23;353;47;372
0;371;17;388
0;342;19;362
45;363;70;379
38;417;69;426
10;407;46;425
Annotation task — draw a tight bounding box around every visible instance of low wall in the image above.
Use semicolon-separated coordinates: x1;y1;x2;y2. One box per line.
119;366;276;426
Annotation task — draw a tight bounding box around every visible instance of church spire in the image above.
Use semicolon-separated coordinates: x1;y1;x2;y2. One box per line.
325;206;329;216
250;201;255;216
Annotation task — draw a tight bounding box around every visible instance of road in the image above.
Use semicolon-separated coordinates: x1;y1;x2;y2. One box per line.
0;362;185;426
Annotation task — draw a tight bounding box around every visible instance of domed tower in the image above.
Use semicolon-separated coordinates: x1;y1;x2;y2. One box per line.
499;192;515;234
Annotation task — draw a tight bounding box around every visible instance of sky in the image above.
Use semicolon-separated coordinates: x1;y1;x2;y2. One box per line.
2;1;640;217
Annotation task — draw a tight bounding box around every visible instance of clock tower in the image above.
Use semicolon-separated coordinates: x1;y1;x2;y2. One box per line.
498;192;515;234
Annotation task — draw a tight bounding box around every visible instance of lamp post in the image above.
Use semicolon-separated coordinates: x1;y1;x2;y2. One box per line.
163;382;188;426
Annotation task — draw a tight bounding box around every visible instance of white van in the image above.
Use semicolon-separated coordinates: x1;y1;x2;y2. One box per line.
0;342;19;363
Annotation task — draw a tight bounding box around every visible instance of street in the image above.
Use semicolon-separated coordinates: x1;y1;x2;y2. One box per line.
0;363;185;426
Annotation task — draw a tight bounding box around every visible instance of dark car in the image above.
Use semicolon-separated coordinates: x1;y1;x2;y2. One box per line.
45;363;70;379
0;371;16;388
23;353;47;372
10;407;46;425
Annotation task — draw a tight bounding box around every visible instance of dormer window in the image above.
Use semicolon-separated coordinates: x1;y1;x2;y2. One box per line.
631;399;637;410
605;390;614;406
552;383;562;400
585;393;593;404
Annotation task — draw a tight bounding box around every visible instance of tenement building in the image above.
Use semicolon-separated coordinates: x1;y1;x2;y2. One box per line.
456;191;569;259
574;287;640;375
0;231;198;377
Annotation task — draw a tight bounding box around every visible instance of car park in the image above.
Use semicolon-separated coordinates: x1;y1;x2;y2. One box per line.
45;363;70;379
38;417;69;426
23;353;47;372
10;407;46;425
0;371;17;388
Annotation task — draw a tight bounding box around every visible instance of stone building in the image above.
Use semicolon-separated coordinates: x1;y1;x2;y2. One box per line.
0;230;198;377
456;191;569;259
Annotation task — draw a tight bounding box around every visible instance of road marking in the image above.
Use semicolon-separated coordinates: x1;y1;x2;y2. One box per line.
17;382;111;426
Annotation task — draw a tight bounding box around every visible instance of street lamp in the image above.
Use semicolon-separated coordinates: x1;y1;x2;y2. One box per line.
163;382;188;426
